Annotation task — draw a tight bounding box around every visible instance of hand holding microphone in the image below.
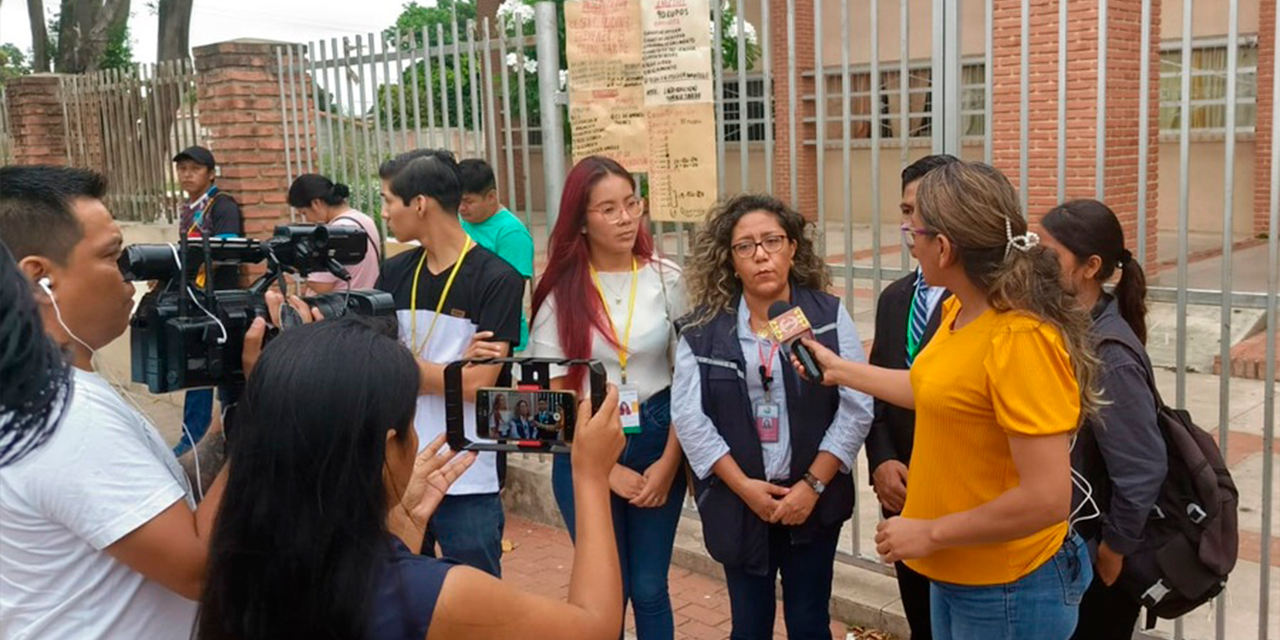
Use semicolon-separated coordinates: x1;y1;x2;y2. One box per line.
766;302;826;385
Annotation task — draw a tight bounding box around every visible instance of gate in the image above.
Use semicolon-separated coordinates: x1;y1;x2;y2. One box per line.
58;60;207;223
277;2;1278;638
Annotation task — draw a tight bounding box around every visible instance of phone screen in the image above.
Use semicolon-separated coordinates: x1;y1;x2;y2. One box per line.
476;388;577;443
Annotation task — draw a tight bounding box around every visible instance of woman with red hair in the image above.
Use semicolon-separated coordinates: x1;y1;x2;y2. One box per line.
530;156;688;640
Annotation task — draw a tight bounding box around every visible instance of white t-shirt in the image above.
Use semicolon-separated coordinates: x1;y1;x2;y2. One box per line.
531;257;688;402
0;369;198;640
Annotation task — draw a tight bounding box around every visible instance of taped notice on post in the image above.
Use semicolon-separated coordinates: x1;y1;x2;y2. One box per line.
565;0;718;220
647;103;718;222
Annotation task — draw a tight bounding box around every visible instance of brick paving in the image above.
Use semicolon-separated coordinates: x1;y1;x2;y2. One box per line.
501;516;851;640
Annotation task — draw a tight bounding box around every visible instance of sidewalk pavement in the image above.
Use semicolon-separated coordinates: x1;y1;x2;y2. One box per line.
501;514;878;640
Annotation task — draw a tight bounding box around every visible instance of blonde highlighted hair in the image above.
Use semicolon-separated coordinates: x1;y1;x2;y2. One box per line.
915;161;1101;418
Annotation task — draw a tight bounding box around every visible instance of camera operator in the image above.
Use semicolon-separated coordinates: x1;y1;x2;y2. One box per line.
375;150;524;578
0;165;306;640
198;318;627;640
0;240;72;468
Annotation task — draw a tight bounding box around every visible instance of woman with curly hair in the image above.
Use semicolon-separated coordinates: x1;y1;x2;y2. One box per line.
670;193;873;639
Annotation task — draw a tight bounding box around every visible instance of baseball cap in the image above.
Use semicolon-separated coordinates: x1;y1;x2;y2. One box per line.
173;146;216;170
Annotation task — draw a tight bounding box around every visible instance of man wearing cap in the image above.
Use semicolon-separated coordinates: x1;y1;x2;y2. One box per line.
173;146;243;456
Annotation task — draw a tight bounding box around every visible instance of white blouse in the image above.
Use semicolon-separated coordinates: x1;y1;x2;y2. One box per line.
531;257;689;403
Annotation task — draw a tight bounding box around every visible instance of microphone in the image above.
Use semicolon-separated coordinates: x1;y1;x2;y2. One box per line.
767;302;823;384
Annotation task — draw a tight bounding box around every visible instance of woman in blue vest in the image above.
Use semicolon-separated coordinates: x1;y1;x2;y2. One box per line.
671;194;874;640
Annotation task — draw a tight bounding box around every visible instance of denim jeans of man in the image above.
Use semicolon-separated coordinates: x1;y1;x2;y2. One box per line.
419;492;505;578
721;522;842;640
552;389;686;640
930;533;1092;640
176;388;214;456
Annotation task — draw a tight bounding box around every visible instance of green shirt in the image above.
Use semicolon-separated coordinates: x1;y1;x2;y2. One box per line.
462;208;534;351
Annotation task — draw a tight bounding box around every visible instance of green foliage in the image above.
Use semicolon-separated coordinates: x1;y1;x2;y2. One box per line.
385;0;477;48
0;44;30;86
718;1;761;72
99;22;135;72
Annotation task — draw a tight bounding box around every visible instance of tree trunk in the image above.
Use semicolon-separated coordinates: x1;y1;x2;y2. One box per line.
55;0;129;73
26;0;49;72
156;0;193;62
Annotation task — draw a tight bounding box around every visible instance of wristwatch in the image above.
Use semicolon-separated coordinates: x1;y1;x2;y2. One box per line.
802;471;826;495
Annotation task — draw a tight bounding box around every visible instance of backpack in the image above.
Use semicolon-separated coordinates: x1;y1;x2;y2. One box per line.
1099;337;1240;628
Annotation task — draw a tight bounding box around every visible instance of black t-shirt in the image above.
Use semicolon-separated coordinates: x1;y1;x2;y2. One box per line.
376;244;524;352
179;192;244;290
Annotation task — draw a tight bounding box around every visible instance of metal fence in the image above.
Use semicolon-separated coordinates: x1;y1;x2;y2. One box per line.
0;87;13;165
277;2;1277;638
58;59;206;223
274;16;546;248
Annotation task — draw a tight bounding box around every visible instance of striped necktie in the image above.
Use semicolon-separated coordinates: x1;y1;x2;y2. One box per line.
906;271;930;367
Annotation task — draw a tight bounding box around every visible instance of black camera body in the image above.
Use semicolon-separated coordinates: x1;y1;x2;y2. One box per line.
123;224;394;394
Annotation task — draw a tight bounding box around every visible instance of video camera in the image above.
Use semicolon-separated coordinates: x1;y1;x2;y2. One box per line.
121;224;395;394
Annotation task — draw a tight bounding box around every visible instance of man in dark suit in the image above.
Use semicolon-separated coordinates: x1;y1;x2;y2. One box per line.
865;153;958;639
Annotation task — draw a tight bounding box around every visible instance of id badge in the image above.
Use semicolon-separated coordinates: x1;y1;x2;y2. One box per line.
619;385;642;434
754;401;781;443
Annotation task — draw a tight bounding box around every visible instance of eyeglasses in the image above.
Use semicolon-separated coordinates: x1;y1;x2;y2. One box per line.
732;235;788;259
588;198;643;222
900;225;939;248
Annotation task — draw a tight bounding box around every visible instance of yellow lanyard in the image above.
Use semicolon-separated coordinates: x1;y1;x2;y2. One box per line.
590;257;639;383
409;237;473;355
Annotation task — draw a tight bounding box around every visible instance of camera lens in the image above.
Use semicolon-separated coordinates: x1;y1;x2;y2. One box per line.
118;244;181;282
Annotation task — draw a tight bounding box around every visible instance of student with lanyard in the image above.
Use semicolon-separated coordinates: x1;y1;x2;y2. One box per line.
172;146;244;457
530;155;689;640
864;153;958;640
671;193;872;640
375;150;524;578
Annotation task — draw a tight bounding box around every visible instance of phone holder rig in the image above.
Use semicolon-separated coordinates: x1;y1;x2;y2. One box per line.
444;357;607;454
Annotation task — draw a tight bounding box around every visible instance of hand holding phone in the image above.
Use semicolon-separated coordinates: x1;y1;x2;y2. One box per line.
571;385;624;484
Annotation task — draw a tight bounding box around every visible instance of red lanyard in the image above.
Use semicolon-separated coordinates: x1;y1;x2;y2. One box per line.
755;336;780;395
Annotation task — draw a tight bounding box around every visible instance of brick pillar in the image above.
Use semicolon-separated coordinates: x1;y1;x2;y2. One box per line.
1257;0;1275;236
770;0;818;219
990;0;1159;264
193;40;317;238
5;74;69;166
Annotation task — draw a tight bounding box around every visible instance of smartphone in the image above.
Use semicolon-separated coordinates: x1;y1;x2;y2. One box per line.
476;387;578;443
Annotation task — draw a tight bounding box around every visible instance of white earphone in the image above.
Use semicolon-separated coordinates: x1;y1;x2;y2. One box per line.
38;276;53;294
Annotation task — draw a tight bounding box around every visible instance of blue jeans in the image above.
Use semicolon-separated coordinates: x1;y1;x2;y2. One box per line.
930;533;1092;640
722;523;841;640
552;389;686;640
175;388;214;456
421;492;505;578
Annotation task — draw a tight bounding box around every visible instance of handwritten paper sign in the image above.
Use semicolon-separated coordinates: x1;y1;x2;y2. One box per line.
566;0;719;221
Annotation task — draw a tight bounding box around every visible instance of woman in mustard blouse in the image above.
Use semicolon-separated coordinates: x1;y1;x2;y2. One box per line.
794;161;1100;640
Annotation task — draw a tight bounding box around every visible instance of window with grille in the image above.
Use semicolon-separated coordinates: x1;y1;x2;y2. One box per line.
1159;39;1257;134
722;76;769;142
811;61;985;141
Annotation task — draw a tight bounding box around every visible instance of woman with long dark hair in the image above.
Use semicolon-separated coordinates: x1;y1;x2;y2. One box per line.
198;318;628;640
671;193;873;639
530;155;688;640
1041;200;1165;640
288;173;382;291
793;161;1097;640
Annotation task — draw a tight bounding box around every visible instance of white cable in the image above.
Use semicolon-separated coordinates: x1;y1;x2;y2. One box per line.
45;280;204;500
169;241;229;345
1068;434;1102;528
